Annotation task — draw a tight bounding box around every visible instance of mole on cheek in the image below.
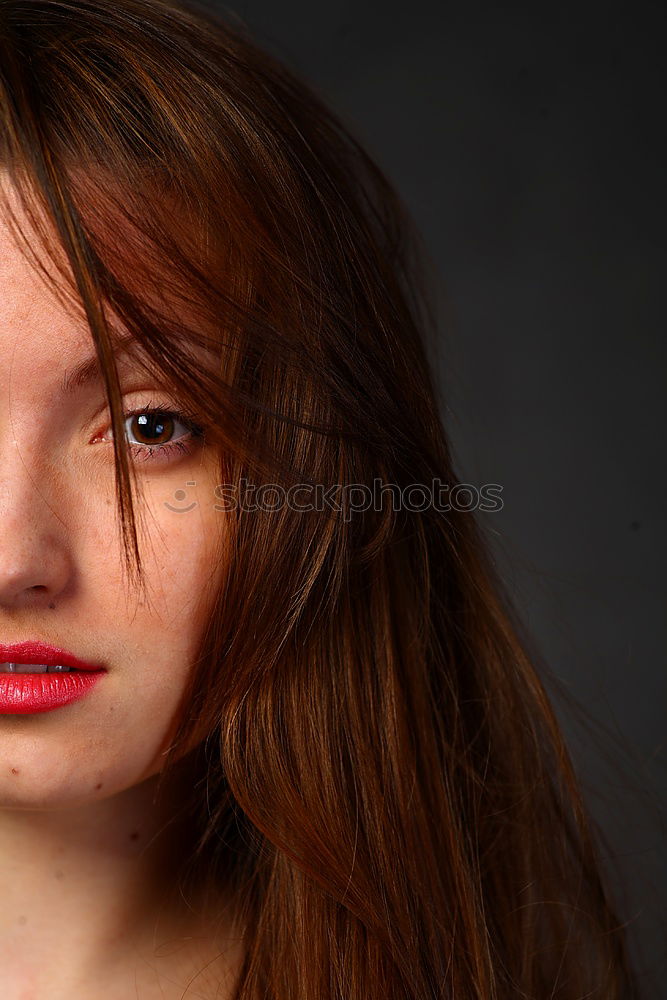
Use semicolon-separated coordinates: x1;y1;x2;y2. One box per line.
129;830;140;841
95;782;103;791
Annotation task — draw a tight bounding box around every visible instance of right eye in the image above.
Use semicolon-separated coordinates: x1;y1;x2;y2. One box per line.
94;401;205;465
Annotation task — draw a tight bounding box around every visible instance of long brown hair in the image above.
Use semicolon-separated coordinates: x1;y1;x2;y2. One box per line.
0;1;640;996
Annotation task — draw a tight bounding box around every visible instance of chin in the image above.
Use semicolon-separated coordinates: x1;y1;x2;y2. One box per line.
0;733;159;811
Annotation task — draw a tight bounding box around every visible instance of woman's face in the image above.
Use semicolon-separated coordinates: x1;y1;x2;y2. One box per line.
0;182;224;808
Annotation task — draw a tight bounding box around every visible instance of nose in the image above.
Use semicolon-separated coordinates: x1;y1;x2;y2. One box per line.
0;479;74;609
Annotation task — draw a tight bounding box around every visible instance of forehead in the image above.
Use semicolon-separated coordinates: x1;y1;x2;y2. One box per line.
0;168;230;387
0;171;92;357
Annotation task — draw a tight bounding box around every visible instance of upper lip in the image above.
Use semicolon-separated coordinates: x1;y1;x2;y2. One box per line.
0;641;105;671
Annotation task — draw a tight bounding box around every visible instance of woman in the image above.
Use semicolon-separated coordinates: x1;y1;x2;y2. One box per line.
0;1;639;997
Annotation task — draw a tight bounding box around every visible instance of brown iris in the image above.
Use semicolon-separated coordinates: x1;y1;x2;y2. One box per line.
129;412;174;446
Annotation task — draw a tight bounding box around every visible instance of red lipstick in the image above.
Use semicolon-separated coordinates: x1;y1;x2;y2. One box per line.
0;641;106;714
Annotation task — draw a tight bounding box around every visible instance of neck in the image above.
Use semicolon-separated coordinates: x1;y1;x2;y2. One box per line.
0;756;243;998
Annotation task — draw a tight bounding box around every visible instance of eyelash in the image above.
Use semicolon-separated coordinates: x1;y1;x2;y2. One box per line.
117;399;205;464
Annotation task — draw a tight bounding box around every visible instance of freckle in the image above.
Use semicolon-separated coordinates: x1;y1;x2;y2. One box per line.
48;602;56;610
129;830;140;841
95;782;103;791
54;870;64;880
10;768;19;775
18;915;27;925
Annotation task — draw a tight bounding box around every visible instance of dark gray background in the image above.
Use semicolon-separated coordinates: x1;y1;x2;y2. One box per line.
214;1;666;992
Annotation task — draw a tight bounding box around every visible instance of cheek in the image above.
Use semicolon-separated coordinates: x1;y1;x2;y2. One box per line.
132;492;226;635
0;483;227;809
87;475;225;633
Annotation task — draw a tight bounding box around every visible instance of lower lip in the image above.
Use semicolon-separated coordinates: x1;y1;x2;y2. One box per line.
0;671;106;714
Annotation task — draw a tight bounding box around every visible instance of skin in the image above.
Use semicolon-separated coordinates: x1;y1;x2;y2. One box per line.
0;177;243;998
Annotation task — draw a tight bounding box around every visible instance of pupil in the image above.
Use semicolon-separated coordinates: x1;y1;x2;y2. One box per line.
132;413;174;446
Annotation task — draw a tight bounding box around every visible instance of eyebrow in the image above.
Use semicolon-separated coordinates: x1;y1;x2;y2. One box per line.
59;334;144;395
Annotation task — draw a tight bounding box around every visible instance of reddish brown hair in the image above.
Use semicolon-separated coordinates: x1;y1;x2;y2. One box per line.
0;1;640;996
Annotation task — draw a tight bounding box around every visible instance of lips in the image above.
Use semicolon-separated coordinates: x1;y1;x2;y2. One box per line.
0;640;104;672
0;641;106;713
